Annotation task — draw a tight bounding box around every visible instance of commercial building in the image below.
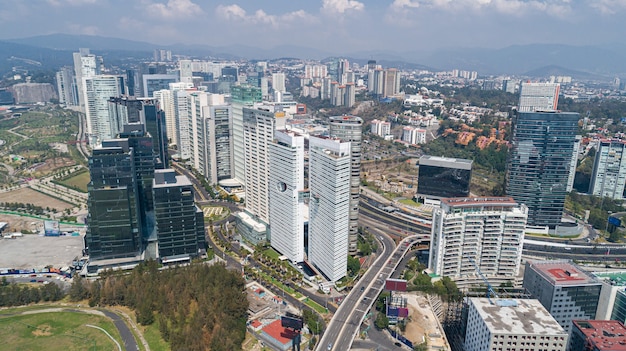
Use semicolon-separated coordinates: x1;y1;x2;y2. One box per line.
268;130;305;263
417;156;472;202
569;320;626;351
589;139;626;199
518;82;560;112
464;298;568;351
272;72;286;93
231;85;262;184
308;135;351;282
593;271;626;325
84;75;124;144
329;115;363;255
429;197;527;286
152;169;205;261
523;260;602;333
506;111;579;228
142;74;178;98
73;48;100;108
86;141;143;261
237;105;286;242
56;66;77;106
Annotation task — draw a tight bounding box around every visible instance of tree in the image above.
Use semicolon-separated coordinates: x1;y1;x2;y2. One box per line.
69;275;88;301
347;256;361;277
374;312;389;330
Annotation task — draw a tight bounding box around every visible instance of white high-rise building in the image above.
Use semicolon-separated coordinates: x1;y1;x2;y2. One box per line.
518;82;560;112
272;72;286;93
174;90;192;159
465;298;568;351
179;59;193;84
383;68;401;97
269;130;305;263
429;197;527;286
73;48;99;108
154;89;176;145
308;135;351;282
56;66;76;106
243;106;286;224
329;115;363;255
589;139;626;199
84;75;122;144
567;135;582;192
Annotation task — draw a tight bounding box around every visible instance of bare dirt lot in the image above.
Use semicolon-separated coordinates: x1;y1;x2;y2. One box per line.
403;293;449;350
0;187;73;212
0;232;84;269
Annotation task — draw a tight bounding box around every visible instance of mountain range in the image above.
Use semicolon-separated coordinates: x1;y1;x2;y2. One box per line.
1;34;626;80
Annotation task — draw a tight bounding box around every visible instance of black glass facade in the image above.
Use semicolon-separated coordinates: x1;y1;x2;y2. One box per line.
417;164;471;198
506;111;579;228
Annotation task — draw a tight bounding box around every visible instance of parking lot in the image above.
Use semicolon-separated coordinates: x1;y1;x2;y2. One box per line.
0;234;83;269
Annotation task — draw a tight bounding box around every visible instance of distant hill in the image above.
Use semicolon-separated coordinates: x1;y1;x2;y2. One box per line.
0;41;72;73
3;34;626;79
413;44;626;77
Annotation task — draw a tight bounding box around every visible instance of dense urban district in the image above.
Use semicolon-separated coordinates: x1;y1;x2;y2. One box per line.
1;43;626;351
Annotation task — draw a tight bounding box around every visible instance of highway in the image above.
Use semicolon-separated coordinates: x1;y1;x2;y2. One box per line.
318;234;426;351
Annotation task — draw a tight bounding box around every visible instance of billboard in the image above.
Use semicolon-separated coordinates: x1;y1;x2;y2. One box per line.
608;216;622;227
385;278;407;292
44;220;60;236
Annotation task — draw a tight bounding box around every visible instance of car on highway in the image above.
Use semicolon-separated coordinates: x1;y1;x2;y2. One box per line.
327;343;333;350
360;286;365;292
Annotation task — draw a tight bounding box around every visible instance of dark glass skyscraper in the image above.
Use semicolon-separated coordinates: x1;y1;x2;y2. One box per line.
152;169;205;260
506;111;579;228
86;144;142;260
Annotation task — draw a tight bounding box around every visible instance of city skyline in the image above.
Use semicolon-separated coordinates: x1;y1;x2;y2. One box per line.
1;1;625;55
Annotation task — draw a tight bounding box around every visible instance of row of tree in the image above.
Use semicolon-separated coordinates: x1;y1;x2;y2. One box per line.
0;277;64;307
70;261;249;351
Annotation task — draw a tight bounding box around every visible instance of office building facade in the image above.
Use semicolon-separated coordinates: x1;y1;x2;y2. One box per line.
152;169;205;260
242;106;286;224
523;260;602;333
417;156;472;200
268;130;305;263
329;115;363;255
589;139;626;199
429;197;527;285
308;136;351;282
84;75;123;144
506;111;579;228
231;85;262;184
518;82;560;112
142;74;178;98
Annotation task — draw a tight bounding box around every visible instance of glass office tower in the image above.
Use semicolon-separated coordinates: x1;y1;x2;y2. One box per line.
506;111;579;228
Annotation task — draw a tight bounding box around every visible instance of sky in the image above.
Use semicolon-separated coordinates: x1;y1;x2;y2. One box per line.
0;0;625;54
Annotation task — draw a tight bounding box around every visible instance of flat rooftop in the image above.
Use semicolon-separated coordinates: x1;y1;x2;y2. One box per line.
528;260;599;286
470;298;566;336
441;197;518;208
419;155;473;170
573;320;626;351
593;271;626;287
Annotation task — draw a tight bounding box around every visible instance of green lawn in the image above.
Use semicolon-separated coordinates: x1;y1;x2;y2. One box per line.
398;198;420;207
0;311;123;351
263;248;281;260
58;171;90;192
141;317;170;351
304;298;328;314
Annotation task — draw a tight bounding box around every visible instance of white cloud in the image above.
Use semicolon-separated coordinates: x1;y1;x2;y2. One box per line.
387;0;572;17
144;0;203;19
589;0;626;14
216;4;316;28
321;0;365;15
390;0;421;9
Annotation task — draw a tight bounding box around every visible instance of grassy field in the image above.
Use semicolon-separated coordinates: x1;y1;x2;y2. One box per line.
398;198;420;207
58;171;90;192
140;317;170;351
0;311;123;351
